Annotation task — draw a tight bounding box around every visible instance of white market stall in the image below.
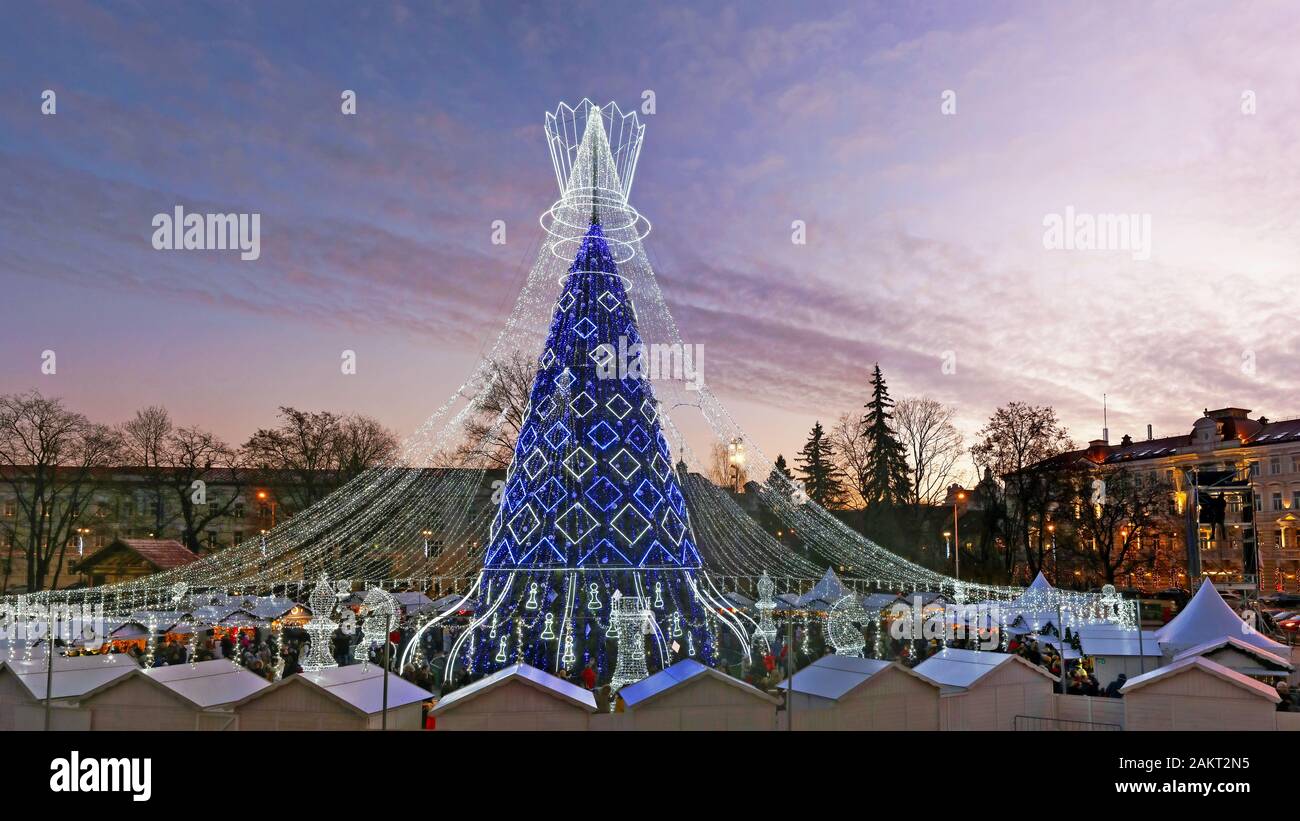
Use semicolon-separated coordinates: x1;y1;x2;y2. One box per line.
1121;655;1281;731
234;663;432;730
433;663;595;731
778;654;940;730
612;658;779;731
915;647;1058;731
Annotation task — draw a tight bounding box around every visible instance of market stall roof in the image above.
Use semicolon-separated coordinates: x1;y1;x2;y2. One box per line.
73;538;199;574
862;593;903;611
796;567;846;609
108;621;150;640
2;654;137;700
144;659;271;708
1019;633;1082;660
429;593;476;614
432;663;595;714
1171;636;1294;671
291;663;432;715
129;610;189;627
778;654;936;701
723;591;755;610
1074;623;1161;656
1154;578;1288;654
392;591;435;614
914;648;1058;693
1120;654;1280;702
909;591;948;607
619;658;780;709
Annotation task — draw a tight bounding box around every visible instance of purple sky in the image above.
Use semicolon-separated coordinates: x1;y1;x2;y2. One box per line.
3;1;1299;470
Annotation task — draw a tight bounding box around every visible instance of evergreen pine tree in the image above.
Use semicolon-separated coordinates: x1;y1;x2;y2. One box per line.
773;453;793;480
861;364;911;507
796;422;846;507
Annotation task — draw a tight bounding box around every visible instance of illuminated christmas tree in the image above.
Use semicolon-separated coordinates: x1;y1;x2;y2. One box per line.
452;105;717;683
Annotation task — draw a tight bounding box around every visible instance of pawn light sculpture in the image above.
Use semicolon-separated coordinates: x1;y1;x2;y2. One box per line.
302;575;341;672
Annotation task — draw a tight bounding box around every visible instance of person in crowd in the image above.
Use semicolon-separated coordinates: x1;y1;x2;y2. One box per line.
1104;673;1127;698
580;659;597;690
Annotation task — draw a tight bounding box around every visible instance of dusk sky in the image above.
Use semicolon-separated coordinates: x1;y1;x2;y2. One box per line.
3;1;1299;470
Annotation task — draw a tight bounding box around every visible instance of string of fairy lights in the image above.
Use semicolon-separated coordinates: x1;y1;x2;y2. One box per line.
0;99;1125;672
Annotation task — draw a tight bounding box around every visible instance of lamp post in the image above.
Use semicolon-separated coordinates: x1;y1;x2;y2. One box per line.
727;437;746;493
257;490;276;529
1048;523;1057;583
943;530;952;560
952;491;965;582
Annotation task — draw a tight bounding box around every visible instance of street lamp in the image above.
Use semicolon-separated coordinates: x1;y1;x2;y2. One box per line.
1048;523;1057;583
422;529;433;558
257;490;277;529
727;438;746;493
952;491;965;582
943;530;952;559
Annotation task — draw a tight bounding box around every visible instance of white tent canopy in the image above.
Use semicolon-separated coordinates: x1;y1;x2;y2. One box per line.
1154;579;1288;655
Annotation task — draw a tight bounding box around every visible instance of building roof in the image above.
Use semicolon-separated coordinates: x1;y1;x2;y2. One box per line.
142;659;272;708
778;654;936;701
432;663;596;714
1154;578;1288;654
619;658;780;709
914;648;1058;692
1120;654;1281;702
1058;413;1300;467
1171;636;1294;671
75;539;199;572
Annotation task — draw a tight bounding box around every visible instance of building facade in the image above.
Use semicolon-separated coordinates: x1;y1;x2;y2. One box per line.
1067;407;1300;593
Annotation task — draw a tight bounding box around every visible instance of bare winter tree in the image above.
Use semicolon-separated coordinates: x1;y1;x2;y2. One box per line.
971;402;1073;577
894;396;963;506
0;391;121;591
119;405;174;535
1063;463;1174;584
165;425;247;553
457;351;537;469
829;411;869;508
243;407;399;512
335;415;400;481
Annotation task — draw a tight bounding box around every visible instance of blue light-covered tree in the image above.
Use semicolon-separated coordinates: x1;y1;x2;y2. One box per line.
461;198;716;683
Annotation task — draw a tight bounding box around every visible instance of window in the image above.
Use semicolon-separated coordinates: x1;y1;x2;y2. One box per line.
1293;490;1300;510
1272;492;1284;511
233;503;245;519
1250;461;1260;477
1292;455;1300;473
233;531;243;545
1255;494;1263;512
1271;456;1282;475
2;501;14;517
123;502;135;518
